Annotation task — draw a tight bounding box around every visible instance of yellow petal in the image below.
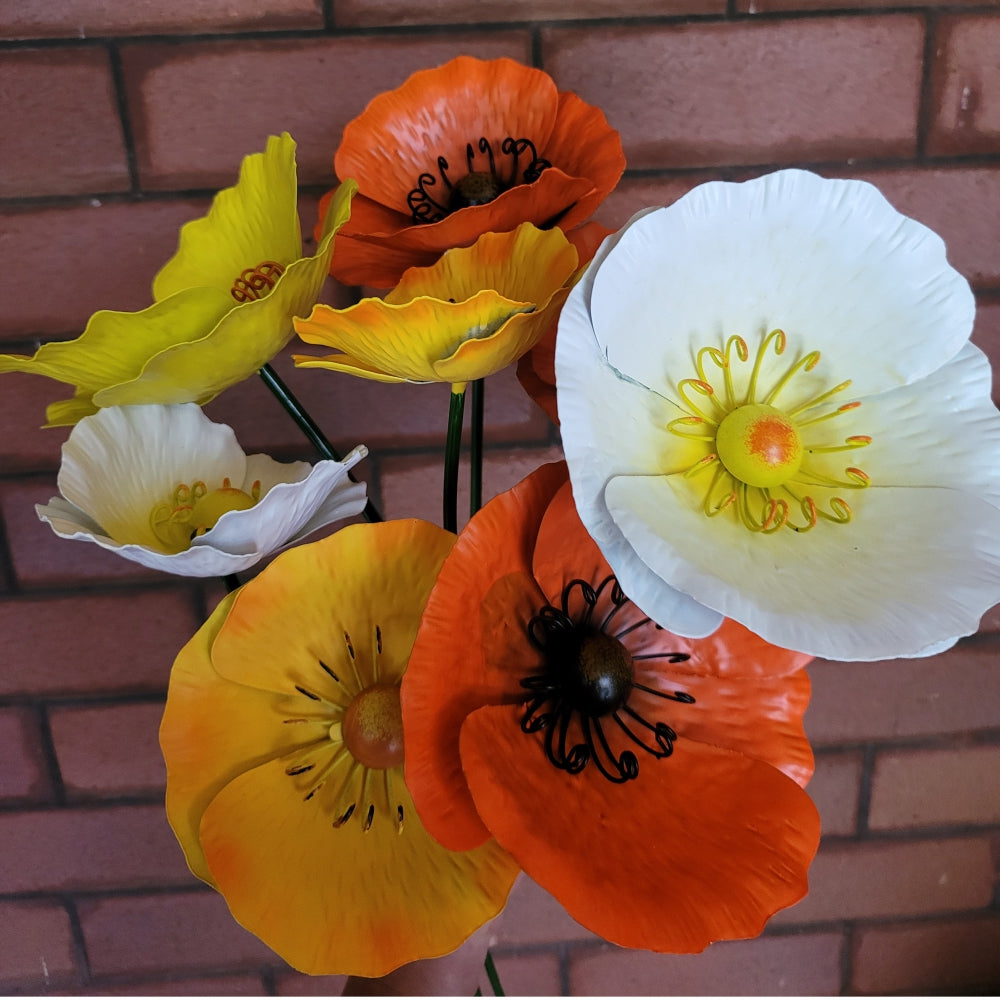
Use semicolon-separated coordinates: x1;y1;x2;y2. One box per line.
386;222;578;308
160;592;316;884
97;181;358;408
152;133;302;302
294;290;534;384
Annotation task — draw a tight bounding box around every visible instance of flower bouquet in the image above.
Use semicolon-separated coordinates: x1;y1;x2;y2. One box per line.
4;55;1000;990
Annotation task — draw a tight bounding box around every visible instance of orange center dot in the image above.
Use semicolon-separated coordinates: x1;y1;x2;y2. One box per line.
342;682;405;770
716;404;803;488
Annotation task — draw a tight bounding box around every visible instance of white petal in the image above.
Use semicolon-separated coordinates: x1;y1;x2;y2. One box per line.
859;342;1000;505
589;170;975;403
604;474;1000;661
57;404;245;550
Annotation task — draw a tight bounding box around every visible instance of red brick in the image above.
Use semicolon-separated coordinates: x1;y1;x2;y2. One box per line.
928;15;1000;157
79;890;278;978
486;951;561;996
121;34;532;191
808;751;862;838
0;0;323;38
737;0;983;10
487;874;598;947
0;371;68;471
868;745;1000;831
49;701;167;798
805;642;1000;744
1;479;165;589
0;48;128;197
542;17;924;170
0;706;51;802
972;298;1000;397
849;167;1000;290
771;837;995;925
274;971;348;995
379;445;565;527
0;804;191;893
852;914;1000;993
592;174;718;233
83;973;268;995
0;900;79;990
568;932;843;995
0;589;201;696
336;0;723;26
0;199;209;339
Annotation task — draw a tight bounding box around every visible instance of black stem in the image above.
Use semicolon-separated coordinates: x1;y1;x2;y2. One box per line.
223;574;241;593
443;389;466;533
470;378;485;518
258;362;382;522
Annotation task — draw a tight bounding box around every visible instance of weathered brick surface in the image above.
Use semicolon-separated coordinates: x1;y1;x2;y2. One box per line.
79;890;278;978
82;973;268;995
568;932;844;995
928;14;1000;158
49;700;167;797
0;900;79;989
0;706;51;802
0;804;191;893
543;17;924;170
771;837;996;924
488;951;563;997
0;48;128;198
487;874;599;947
121;34;532;191
0;589;200;696
852;914;1000;994
274;971;349;995
868;745;1000;830
0;371;69;471
808;751;862;838
0;0;324;38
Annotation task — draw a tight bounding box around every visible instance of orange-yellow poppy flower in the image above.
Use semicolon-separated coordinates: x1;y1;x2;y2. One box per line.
294;222;578;394
322;56;625;288
402;462;820;953
160;520;520;977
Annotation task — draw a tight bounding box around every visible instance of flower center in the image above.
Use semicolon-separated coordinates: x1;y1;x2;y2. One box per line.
230;260;284;303
407;136;551;224
521;577;695;784
342;682;405;771
667;329;872;533
149;478;261;553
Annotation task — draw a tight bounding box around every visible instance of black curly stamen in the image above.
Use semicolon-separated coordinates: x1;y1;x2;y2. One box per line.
407;136;552;224
519;575;695;783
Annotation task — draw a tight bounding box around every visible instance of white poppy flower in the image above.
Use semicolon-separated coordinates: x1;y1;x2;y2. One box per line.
37;404;369;577
556;168;1000;661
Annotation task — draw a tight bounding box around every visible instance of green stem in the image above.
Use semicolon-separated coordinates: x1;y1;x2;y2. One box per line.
443;389;466;533
469;378;485;519
258;363;382;523
484;951;505;997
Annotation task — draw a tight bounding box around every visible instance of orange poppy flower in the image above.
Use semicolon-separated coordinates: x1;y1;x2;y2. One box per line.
160;520;519;977
402;463;820;953
322;56;625;288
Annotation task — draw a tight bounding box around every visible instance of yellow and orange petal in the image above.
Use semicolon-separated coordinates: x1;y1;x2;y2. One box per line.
160;521;520;976
322;56;624;288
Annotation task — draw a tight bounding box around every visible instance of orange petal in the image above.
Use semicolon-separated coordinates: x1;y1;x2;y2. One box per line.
460;702;820;952
402;462;567;851
199;752;519;976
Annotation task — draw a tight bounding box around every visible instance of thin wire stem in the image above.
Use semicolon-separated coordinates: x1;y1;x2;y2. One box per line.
484;951;505;996
258;362;382;522
470;378;485;518
443;388;466;533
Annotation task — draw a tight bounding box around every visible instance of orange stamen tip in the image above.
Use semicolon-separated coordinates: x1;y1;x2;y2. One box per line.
684;379;714;395
838;401;862;412
804;351;821;371
847;467;870;484
847;435;872;445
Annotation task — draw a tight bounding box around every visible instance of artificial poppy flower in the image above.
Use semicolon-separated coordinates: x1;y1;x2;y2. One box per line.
294;223;578;393
160;520;520;976
37;404;368;577
0;134;356;426
322;56;625;288
402;462;820;953
556;168;1000;661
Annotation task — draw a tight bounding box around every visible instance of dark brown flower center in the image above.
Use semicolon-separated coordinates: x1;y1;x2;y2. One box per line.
343;682;405;770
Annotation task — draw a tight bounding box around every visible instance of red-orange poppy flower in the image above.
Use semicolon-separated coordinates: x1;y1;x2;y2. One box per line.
322;56;625;288
402;462;820;953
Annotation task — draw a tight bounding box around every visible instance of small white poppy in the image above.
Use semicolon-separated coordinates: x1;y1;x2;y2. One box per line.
556;169;1000;661
37;404;369;577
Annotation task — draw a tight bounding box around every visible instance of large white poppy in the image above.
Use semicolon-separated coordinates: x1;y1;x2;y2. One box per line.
556;169;1000;661
37;404;369;577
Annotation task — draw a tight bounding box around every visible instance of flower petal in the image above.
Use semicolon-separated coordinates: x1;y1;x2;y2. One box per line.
152;133;302;301
460;702;819;952
604;473;1000;660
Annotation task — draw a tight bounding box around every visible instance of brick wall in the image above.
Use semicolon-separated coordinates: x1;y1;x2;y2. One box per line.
1;1;999;995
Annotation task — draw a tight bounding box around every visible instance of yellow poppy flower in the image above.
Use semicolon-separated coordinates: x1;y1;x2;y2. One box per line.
292;222;578;394
159;520;519;976
0;134;356;427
